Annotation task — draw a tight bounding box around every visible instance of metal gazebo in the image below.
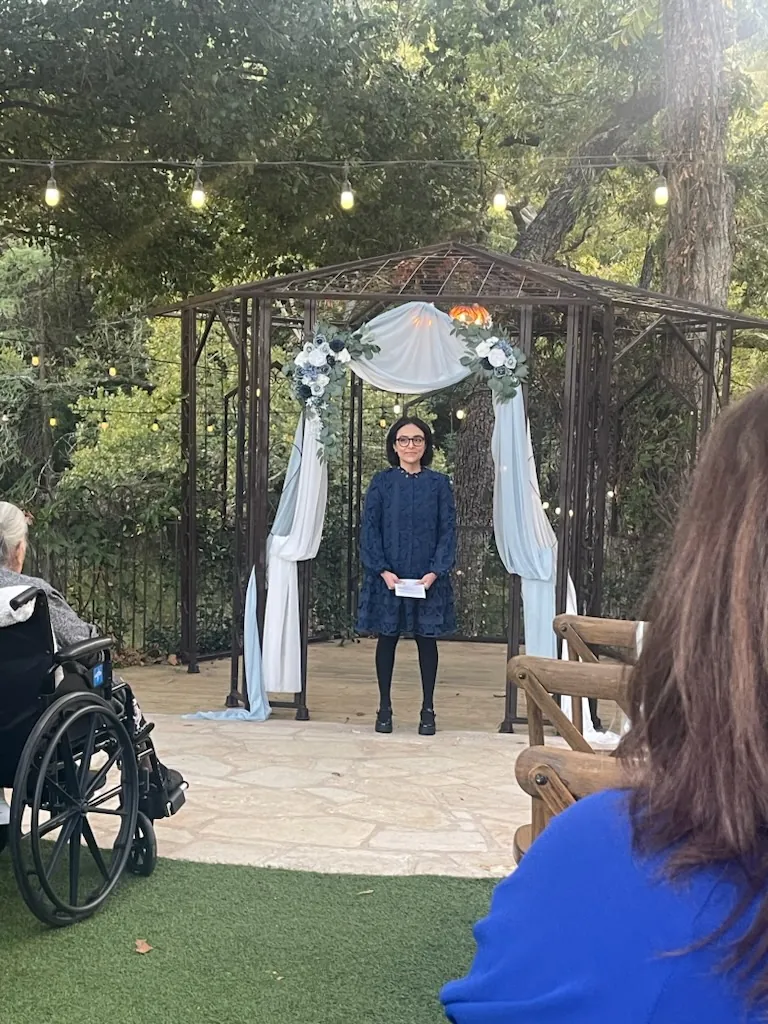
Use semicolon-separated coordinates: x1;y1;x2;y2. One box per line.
156;241;768;725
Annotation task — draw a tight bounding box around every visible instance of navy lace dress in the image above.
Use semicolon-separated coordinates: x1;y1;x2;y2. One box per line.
356;467;457;638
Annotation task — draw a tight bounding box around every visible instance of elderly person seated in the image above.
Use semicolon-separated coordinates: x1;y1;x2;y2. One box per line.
0;500;182;851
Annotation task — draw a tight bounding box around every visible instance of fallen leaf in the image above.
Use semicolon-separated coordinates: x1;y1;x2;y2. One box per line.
135;939;153;955
357;890;374;896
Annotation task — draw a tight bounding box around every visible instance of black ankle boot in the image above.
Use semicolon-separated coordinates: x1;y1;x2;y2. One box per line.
418;708;436;736
375;708;393;734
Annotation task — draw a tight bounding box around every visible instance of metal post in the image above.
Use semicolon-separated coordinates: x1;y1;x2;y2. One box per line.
247;299;272;641
701;321;717;434
345;371;358;621
180;307;199;673
589;305;614;617
556;305;581;618
571;305;593;606
296;299;317;721
228;297;249;707
722;324;733;407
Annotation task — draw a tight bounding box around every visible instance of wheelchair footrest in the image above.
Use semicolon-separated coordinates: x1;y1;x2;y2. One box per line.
166;785;186;817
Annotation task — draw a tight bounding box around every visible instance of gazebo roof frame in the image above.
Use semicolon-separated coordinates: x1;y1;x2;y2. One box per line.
155;240;768;330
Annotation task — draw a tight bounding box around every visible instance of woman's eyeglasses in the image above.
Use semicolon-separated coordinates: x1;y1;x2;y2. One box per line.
395;436;425;448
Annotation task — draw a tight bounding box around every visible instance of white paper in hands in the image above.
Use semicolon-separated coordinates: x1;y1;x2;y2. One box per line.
394;579;427;599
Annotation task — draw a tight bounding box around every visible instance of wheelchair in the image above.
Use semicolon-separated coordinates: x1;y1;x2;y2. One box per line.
0;587;186;927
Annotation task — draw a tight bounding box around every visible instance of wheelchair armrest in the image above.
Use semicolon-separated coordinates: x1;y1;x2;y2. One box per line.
55;636;114;664
9;586;45;611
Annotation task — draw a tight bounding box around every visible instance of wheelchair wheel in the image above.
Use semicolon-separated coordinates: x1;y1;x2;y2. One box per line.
128;812;157;877
9;691;139;927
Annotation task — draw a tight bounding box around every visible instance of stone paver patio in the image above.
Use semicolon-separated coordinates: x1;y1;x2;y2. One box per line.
149;714;530;878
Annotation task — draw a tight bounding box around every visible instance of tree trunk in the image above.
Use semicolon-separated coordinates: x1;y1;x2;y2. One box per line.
662;0;733;306
453;92;662;624
452;385;495;635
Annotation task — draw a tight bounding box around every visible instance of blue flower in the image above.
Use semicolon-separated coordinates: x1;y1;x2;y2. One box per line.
329;337;346;353
297;384;312;400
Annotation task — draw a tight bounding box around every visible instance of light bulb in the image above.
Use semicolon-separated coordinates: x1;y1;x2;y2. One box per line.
340;180;354;211
108;366;117;377
555;506;562;516
206;422;215;434
99;419;109;431
607;489;615;499
455;409;466;421
492;189;508;213
45;177;61;208
49;417;57;428
542;501;550;511
190;176;206;209
151;419;160;432
1;414;8;423
568;509;574;518
653;175;669;207
379;418;387;428
393;403;402;415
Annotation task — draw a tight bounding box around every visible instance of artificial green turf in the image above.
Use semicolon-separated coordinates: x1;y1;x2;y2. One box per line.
1;854;495;1024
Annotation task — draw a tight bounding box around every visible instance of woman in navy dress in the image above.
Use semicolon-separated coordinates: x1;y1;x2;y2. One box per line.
356;416;456;736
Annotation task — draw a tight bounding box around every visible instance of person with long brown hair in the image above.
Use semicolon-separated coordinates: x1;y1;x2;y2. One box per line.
441;386;768;1023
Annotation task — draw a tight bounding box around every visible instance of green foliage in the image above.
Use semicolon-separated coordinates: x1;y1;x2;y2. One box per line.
455;322;528;402
283;323;380;462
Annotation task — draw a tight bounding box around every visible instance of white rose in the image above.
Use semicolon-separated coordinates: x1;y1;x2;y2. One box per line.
505;353;517;370
308;347;327;367
294;351;308;368
316;373;330;388
318;342;331;356
475;340;492;358
486;336;501;347
301;373;314;386
303;342;314;355
336;348;351;363
310;381;325;396
487;346;507;368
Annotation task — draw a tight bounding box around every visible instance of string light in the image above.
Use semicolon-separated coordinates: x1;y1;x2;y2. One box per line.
379;417;387;429
99;410;109;430
393;403;402;415
455;409;466;421
555;506;562;515
653;174;669;207
108;366;117;377
48;416;57;428
44;161;60;208
542;501;550;511
190;161;206;209
151;419;161;432
607;489;615;499
568;509;574;517
1;414;8;423
340;162;354;211
206;419;216;434
492;187;508;213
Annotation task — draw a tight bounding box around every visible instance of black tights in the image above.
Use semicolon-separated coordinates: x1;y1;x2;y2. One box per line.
375;635;438;713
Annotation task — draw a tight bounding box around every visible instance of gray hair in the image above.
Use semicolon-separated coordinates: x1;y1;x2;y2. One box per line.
0;501;28;566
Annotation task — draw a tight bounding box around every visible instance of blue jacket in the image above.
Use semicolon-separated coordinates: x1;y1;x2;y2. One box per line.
442;790;763;1023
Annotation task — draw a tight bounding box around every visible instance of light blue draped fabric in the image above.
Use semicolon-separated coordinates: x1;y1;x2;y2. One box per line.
185;422;308;720
492;392;559;658
184;568;270;721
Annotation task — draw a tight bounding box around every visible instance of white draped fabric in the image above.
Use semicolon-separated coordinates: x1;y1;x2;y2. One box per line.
252;301;567;696
261;415;328;693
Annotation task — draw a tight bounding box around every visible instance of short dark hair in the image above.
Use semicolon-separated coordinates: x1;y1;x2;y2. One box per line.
386;416;434;467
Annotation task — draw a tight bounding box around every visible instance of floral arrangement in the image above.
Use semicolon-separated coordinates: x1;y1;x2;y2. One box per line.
454;321;529;402
284;322;379;460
